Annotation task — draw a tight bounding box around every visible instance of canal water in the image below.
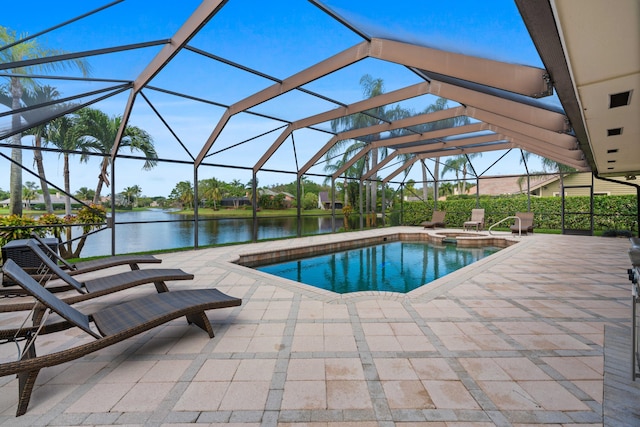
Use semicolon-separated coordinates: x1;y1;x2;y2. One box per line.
75;209;351;257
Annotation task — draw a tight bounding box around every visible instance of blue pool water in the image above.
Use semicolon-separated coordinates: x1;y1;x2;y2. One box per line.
256;241;500;294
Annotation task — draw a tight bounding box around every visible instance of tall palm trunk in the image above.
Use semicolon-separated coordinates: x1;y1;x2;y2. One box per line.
370;149;378;226
364;175;371;227
9;77;23;215
343;178;348;206
63;153;72;216
93;158;110;204
33;134;53;213
421;161;429;201
433;160;440;206
62;152;75;255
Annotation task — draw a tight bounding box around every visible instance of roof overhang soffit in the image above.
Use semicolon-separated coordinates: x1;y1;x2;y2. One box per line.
295;84;574;179
514;0;596;172
368;38;552;98
381;143;515;184
296;105;466;177
354;122;588;183
352;128;586;184
287;77;572;177
329;123;489;180
394;134;507;157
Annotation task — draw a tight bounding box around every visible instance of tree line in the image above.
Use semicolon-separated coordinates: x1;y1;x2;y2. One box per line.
165;177;330;210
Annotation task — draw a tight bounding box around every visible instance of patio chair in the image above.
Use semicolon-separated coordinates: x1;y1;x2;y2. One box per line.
421;210;446;228
0;240;194;313
463;208;485;231
0;259;242;416
31;233;162;275
511;212;535;235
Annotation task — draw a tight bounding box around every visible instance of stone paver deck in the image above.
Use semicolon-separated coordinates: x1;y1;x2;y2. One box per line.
0;227;637;426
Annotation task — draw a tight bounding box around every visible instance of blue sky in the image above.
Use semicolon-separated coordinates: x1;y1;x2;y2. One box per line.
1;0;551;198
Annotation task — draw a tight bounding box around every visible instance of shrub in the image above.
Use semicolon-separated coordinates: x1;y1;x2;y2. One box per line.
401;194;637;233
0;204;107;251
302;193;318;210
0;215;39;246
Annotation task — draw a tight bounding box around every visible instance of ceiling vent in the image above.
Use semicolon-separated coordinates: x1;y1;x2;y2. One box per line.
607;127;623;136
607;149;618;153
609;91;632;108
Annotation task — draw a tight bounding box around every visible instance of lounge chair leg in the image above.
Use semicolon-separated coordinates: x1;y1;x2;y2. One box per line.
15;342;39;417
186;312;215;338
153;281;169;293
31;305;46;325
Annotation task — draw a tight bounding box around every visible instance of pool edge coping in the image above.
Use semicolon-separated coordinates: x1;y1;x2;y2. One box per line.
227;228;526;302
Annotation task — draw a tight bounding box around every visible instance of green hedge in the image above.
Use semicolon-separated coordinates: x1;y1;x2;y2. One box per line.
399;194;638;232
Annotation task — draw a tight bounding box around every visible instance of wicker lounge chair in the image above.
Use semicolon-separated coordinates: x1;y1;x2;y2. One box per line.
511;212;535;234
0;240;194;313
421;210;446;228
463;209;485;231
0;259;241;416
31;233;162;275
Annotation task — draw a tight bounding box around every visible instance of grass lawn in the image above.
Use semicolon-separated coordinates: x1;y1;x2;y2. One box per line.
0;208;66;216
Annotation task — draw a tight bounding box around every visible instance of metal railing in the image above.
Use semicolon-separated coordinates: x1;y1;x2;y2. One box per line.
488;216;521;237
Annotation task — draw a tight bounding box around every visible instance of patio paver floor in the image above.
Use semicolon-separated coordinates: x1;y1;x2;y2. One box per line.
0;227;637;426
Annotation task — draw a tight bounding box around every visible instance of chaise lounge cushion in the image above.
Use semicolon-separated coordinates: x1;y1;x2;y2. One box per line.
421;211;446;228
510;212;535;234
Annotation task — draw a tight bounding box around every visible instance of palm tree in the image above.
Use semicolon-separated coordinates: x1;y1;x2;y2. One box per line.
323;144;368;207
417;97;471;202
200;178;222;209
74;187;95;202
39;113;109;267
440;153;482;195
73;108;158;204
329;75;397;222
130;185;142;207
0;25;90;215
230;179;243;190
23;86;64;213
438;182;455;198
120;184;142;207
121;186;137;207
440;156;464;194
46;115;81;216
223;179;246;209
519;151;575;196
22;180;38;209
1;85;70;213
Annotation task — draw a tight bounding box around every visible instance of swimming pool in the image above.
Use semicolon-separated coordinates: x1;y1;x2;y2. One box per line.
253;240;500;294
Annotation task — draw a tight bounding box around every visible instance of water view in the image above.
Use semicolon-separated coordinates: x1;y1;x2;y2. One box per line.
255;241;501;294
74;209;344;257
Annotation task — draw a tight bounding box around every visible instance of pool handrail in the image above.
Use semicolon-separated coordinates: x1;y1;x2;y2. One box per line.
488;216;521;237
